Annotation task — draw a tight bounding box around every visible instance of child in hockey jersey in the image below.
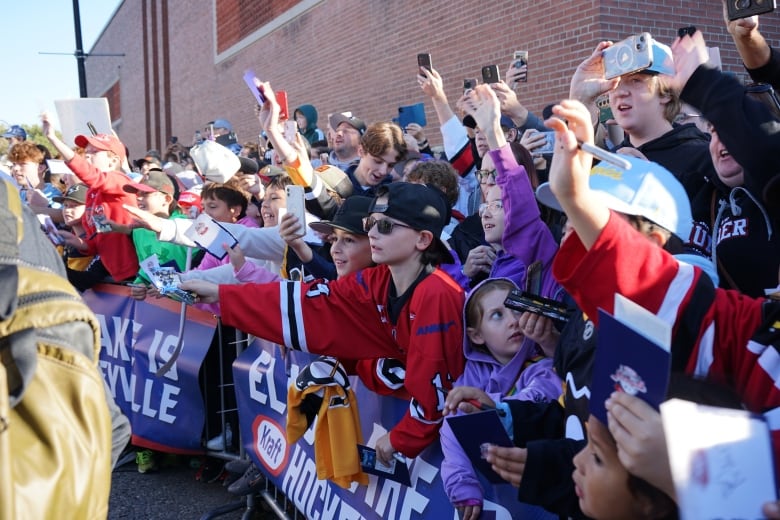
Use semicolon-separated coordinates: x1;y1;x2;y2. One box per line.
440;278;560;520
182;181;466;466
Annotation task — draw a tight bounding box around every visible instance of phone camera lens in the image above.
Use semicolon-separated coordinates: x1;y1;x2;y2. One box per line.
736;0;751;8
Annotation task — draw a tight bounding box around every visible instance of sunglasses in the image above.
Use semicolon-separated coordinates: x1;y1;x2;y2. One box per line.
362;216;412;234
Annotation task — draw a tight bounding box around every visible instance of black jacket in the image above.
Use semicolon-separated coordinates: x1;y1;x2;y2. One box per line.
614;122;714;201
682;65;780;297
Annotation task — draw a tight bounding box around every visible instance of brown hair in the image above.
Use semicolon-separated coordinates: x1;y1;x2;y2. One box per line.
201;181;250;219
406;161;459;208
508;142;540;189
8;142;44;164
653;74;681;123
360;122;407;162
465;279;517;330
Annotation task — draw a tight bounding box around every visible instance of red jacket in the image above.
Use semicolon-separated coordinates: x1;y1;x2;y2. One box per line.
554;212;780;462
66;155;139;281
219;265;466;457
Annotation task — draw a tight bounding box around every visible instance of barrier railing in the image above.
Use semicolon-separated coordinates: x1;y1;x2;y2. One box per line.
86;284;553;520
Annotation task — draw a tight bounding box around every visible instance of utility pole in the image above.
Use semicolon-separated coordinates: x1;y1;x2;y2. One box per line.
73;0;88;97
40;0;124;97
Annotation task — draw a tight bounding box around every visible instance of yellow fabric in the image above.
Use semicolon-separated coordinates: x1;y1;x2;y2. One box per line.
287;383;368;488
1;265;112;519
283;156;314;187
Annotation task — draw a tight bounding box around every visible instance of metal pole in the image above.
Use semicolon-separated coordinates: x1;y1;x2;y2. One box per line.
72;0;88;97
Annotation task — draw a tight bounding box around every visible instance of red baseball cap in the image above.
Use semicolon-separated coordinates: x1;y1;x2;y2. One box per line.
75;133;127;161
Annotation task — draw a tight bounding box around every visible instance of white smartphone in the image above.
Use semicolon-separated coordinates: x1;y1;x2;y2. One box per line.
284;185;306;236
283;119;298;144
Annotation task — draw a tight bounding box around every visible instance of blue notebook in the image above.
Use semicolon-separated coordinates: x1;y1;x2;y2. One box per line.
397;102;427;128
446;409;513;483
356;444;411;487
589;295;671;424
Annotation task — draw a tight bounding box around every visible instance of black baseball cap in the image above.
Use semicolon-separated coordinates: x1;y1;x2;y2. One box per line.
368;182;453;263
309;196;372;236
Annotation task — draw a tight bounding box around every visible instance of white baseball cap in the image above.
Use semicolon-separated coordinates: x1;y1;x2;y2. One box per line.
535;155;692;239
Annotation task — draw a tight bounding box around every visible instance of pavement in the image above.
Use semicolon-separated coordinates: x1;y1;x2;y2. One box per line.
108;455;280;520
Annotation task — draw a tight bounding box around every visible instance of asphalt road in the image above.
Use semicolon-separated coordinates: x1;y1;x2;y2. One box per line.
108;457;281;520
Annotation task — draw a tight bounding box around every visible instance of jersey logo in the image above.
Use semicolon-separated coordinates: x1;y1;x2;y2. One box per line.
305;282;330;298
716;217;748;242
416;320;456;336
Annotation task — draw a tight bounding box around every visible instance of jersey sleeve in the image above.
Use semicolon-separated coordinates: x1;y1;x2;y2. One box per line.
219;269;401;359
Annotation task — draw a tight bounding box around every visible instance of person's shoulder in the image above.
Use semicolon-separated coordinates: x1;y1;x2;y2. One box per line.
417;267;465;296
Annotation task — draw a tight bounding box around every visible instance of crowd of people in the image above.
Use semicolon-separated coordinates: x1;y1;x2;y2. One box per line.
4;7;780;519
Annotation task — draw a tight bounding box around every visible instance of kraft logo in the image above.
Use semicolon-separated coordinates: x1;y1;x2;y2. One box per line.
416;320;456;336
252;415;289;477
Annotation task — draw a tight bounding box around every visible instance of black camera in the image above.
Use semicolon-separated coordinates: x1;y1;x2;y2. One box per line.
725;0;775;21
503;290;569;324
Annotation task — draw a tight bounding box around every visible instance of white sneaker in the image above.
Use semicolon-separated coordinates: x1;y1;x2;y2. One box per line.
206;424;232;451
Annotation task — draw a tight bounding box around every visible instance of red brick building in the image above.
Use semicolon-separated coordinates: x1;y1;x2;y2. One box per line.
86;0;780;159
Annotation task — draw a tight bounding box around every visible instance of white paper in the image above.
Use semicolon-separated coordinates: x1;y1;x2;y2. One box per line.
661;398;776;520
54;98;113;146
183;213;237;260
613;293;671;352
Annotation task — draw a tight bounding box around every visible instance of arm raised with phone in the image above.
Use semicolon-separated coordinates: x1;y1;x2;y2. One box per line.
254;81;314;187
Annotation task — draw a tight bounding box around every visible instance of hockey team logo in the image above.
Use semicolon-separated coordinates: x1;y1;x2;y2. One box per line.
252;414;289;476
610;364;647;396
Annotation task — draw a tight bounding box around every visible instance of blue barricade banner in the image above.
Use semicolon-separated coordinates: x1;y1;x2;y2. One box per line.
83;284;216;454
233;338;554;520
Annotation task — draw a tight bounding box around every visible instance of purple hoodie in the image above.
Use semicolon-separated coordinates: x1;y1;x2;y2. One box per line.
439;278;562;512
488;144;560;300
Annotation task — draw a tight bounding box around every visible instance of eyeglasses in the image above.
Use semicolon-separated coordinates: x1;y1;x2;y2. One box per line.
478;200;504;217
476;169;496;184
363;216;413;234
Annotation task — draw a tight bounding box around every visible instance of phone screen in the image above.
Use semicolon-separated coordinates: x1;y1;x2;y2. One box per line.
417;53;432;72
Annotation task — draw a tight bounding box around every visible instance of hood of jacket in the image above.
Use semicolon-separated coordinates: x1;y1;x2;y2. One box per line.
294;104;319;131
460;278;537;394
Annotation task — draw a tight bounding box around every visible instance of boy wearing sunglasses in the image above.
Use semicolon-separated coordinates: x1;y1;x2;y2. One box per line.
183;182;466;467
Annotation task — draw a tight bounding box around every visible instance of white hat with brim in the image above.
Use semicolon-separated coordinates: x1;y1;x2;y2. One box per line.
535;155;692;239
189;140;240;184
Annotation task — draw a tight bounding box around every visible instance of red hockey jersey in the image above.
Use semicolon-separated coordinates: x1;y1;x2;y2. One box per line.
219;265;466;457
553;212;780;461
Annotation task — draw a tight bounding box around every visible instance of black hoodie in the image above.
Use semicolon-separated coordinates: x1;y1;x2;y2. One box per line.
614;122;715;201
681;65;780;297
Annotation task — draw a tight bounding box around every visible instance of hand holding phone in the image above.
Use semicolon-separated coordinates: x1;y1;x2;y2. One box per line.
284;185;306;237
243;69;266;105
463;78;478;92
481;64;500;85
417;53;433;73
511;51;528;84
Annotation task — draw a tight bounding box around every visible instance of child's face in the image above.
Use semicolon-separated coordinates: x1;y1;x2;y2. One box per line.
329;228;372;278
365;199;424;267
467;288;523;365
261;186;286;227
572;416;640;520
355;148;399;187
202;196;237;223
136;190;169;215
62;200;85;227
481;184;505;246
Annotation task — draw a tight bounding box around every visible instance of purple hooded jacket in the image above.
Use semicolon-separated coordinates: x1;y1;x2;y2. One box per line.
439;278;561;513
488;144;560;300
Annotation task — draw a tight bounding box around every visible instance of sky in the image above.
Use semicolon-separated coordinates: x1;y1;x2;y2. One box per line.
1;0;123;129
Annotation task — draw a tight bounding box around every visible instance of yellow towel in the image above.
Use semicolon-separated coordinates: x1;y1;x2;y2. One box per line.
287;359;368;488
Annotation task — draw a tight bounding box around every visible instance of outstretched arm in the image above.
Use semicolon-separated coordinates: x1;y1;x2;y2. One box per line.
546;100;607;250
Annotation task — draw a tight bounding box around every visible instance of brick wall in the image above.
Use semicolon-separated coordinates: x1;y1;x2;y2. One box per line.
86;0;780;160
